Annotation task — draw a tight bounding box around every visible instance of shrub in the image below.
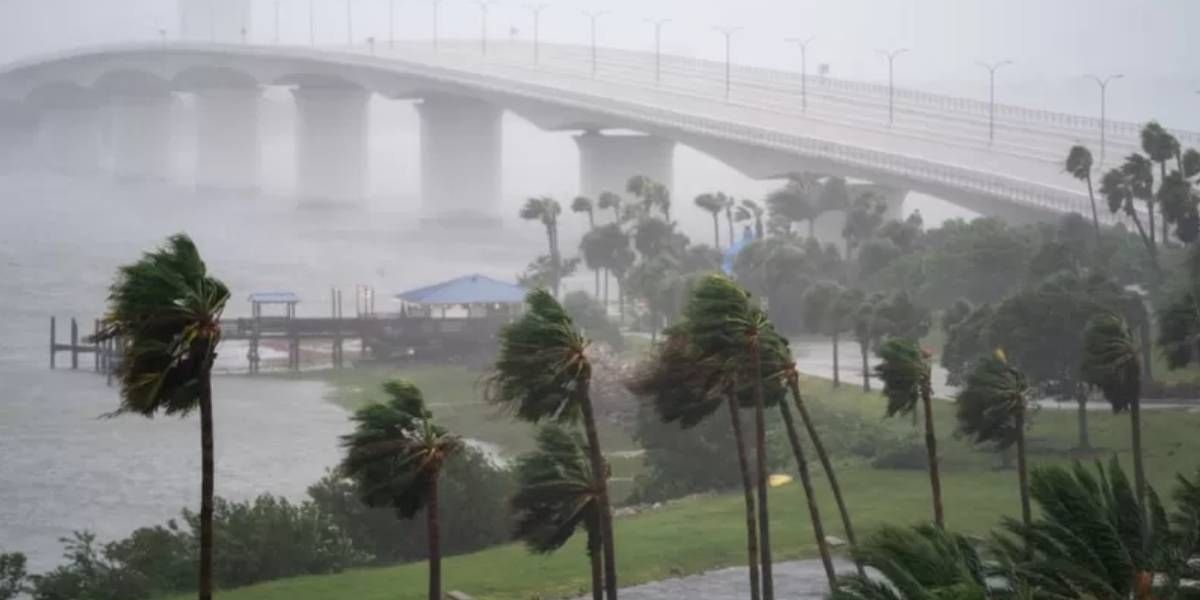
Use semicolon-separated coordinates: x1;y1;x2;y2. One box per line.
0;553;27;600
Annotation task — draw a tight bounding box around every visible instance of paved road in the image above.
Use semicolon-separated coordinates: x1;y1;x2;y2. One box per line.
574;559;855;600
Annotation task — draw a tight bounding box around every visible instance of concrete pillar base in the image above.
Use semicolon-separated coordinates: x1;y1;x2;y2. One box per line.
293;86;370;207
575;132;674;198
109;94;175;182
194;88;260;192
417;95;502;224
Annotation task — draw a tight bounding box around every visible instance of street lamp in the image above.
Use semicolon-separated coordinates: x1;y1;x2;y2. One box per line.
389;0;397;49
1086;73;1123;168
784;36;814;111
431;0;443;53
476;0;496;57
345;0;353;45
526;4;548;65
274;0;281;43
645;18;670;85
309;0;315;45
877;47;909;127
582;10;609;78
977;59;1012;145
713;26;742;102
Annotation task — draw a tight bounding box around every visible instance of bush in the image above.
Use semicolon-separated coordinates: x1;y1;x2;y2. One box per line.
0;553;27;600
562;291;624;351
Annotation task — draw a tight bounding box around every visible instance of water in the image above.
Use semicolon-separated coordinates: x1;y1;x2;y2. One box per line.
0;174;538;571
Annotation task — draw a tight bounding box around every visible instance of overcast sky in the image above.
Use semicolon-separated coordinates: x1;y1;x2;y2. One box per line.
2;0;1198;126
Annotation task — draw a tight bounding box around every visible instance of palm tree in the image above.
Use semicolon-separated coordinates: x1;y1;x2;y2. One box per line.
1142;121;1181;243
852;293;883;392
626;175;671;220
487;290;618;599
521;197;564;296
875;337;944;529
1100;164;1158;273
512;426;605;600
339;380;461;600
1082;314;1146;504
955;350;1033;528
93;234;229;600
1066;144;1102;238
735;199;766;240
694;193;728;249
683;275;779;599
573;196;602;297
830;525;989;600
765;175;817;237
596;191;624;223
801;281;849;387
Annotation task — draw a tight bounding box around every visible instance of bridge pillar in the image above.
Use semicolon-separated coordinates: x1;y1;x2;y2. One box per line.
108;93;175;182
292;86;370;207
36;106;105;176
416;95;502;225
0;104;37;173
575;131;675;198
193;87;260;192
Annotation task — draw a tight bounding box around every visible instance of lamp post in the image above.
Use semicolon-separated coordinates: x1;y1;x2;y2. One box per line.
645;18;670;85
713;26;742;102
274;0;281;43
877;47;908;127
1086;73;1123;168
526;4;548;65
977;59;1012;145
582;10;609;78
309;0;315;45
476;0;495;57
389;0;397;48
784;36;814;111
345;0;353;45
431;0;443;53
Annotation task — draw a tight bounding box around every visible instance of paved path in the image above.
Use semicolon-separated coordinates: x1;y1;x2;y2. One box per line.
574;559;854;600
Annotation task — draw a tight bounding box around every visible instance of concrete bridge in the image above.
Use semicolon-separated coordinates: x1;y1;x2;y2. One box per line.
0;39;1188;224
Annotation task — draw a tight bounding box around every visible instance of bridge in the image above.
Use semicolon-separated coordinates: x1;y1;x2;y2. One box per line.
0;38;1187;224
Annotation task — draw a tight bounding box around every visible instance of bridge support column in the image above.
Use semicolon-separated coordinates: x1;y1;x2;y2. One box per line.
108;93;175;182
193;87;260;192
575;131;674;198
293;86;370;207
36;106;105;176
416;95;502;225
0;104;37;173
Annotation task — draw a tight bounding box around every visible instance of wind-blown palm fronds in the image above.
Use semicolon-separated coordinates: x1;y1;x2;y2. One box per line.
832;525;989;600
1082;314;1146;505
875;338;943;529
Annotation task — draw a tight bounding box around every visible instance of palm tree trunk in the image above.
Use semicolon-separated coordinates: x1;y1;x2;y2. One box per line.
1160;162;1169;245
1086;174;1100;241
579;391;618;600
727;394;762;600
750;341;774;600
588;523;604;600
831;331;840;388
1131;396;1146;507
594;269;601;299
859;340;870;392
603;269;610;310
778;401;837;590
712;214;721;249
1139;321;1154;387
788;377;864;578
1076;386;1091;451
426;476;442;600
199;369;214;600
1015;405;1031;530
920;375;945;529
727;212;735;247
807;219;815;239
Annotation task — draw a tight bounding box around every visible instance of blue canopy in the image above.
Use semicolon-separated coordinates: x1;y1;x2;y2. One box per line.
396;274;525;306
247;291;300;304
722;226;757;274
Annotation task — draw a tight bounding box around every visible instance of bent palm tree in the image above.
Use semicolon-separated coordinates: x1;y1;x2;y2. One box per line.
339;380;461;600
1066;144;1101;238
93;234;230;600
487;290;618;600
955;350;1034;528
735;199;766;240
876;338;944;529
521;197;564;296
694;193;729;249
512;426;605;600
1082;314;1146;505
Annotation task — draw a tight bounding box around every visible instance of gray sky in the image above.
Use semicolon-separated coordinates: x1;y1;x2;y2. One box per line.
2;0;1198;127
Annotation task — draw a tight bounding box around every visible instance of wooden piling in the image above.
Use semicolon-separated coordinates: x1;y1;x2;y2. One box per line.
50;316;56;369
70;318;79;370
93;320;100;372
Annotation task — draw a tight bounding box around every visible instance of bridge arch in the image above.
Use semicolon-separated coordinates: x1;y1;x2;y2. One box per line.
173;65;259;91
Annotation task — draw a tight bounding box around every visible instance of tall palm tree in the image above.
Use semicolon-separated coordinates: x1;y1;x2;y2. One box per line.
628;328;764;600
830;525;989;600
573;196;602;297
723;195;737;247
512;425;605;600
1142;121;1181;243
1066;144;1102;239
1100;164;1158;273
93;234;230;600
626;175;671;220
694;193;728;249
683;275;779;599
875;338;944;529
801;281;849;387
339;380;461;600
765;175;817;237
955;350;1033;528
735;199;766;240
1082;314;1146;504
596;191;624;223
521;197;564;296
487;290;618;599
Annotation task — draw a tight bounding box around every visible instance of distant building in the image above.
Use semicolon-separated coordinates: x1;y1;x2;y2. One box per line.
178;0;252;43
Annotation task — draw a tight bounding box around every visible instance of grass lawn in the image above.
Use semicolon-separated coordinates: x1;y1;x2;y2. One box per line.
182;374;1200;600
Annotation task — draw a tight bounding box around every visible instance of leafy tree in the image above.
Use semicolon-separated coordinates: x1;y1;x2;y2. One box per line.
339;380;462;600
955;350;1034;528
562;291;624;351
517;254;579;291
520;197;565;295
941;298;973;334
851;292;883;392
941;304;995;387
0;553;26;600
694;192;731;249
1066;144;1101;238
830;525;989;600
1082;314;1146;505
512;426;606;600
842;193;887;260
735;199;766;240
765;175;818;237
93;234;230;600
875;338;944;529
573;196;603;295
487;290;619;599
801;281;853;387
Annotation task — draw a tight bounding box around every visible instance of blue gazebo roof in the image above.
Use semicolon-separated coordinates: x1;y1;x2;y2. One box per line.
396;274;525;306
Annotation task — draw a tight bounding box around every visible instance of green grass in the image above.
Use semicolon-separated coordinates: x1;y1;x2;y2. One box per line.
182;374;1200;600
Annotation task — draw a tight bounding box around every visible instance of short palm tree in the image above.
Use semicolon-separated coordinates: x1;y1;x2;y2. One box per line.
694;192;729;249
487;289;618;600
521;197;563;296
93;233;230;600
955;350;1034;528
735;199;766;240
1065;144;1101;238
765;176;817;237
512;425;605;600
339;380;461;600
830;524;989;600
875;338;944;529
626;175;671;220
596;191;623;222
1082;314;1146;504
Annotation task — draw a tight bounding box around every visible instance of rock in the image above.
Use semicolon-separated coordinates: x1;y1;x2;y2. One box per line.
446;592;473;600
824;535;847;548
